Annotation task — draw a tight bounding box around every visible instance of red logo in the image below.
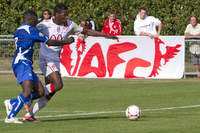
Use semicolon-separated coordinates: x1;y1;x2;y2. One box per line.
60;37;181;78
57;27;60;33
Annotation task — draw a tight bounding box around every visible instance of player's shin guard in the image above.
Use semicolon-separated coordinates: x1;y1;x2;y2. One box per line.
32;96;48;115
45;83;56;95
32;92;55;115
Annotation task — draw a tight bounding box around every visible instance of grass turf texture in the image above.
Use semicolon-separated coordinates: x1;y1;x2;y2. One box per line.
0;74;200;133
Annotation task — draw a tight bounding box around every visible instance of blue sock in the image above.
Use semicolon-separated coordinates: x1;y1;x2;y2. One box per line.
30;92;37;100
8;94;30;119
24;92;37;106
10;99;17;105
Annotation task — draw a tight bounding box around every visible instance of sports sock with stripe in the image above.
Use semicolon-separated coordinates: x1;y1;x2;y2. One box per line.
8;93;30;119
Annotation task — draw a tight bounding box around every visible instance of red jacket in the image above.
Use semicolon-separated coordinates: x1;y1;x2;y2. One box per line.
102;19;122;35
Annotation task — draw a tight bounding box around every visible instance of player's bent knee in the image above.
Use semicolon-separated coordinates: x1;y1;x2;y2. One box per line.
55;82;63;91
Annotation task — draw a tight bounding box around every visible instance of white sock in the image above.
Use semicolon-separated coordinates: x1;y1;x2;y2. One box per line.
32;96;49;115
45;84;56;94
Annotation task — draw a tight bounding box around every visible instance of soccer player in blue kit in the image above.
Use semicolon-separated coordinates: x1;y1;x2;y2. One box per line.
4;10;75;124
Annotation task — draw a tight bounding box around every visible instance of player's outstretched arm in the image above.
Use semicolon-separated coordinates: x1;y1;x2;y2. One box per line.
83;29;119;41
46;37;75;46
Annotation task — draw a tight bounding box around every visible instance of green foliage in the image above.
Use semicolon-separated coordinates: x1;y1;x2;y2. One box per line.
0;0;199;35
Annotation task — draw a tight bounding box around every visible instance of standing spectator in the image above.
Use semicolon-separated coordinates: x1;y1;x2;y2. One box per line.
134;8;162;38
184;16;200;78
38;9;52;23
102;11;122;35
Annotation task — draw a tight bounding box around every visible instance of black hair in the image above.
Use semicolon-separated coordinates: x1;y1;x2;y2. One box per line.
85;19;92;29
23;10;38;21
42;9;51;18
54;3;68;15
38;9;52;23
138;7;146;12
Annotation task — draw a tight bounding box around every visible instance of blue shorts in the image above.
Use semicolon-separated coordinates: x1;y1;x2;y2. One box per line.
13;62;40;84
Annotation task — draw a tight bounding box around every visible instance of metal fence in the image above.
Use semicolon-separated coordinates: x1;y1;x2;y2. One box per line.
0;35;199;78
0;35;41;74
184;36;200;77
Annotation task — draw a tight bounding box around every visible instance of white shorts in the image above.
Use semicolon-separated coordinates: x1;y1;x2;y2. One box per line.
39;56;60;77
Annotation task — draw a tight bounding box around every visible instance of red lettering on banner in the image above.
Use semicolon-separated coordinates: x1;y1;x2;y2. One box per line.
125;58;151;78
149;38;181;77
60;37;182;78
78;43;106;77
148;38;163;77
107;42;137;77
72;38;86;76
60;45;73;75
162;45;181;64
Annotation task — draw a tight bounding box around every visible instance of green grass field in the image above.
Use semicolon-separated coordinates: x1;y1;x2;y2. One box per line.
1;74;200;133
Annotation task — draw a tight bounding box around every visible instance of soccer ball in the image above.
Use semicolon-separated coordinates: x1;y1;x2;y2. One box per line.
125;105;141;120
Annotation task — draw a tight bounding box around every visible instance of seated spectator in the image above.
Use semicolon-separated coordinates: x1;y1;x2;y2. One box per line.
102;11;122;35
184;16;200;78
134;8;162;38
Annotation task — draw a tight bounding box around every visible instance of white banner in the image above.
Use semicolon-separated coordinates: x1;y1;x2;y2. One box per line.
60;36;185;79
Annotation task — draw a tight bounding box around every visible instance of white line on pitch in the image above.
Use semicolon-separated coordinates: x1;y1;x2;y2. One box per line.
1;104;200;121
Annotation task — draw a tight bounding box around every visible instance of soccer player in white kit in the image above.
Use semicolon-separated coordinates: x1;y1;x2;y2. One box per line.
23;3;118;122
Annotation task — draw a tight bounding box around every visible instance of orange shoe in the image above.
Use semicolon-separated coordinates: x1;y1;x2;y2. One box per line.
23;115;40;122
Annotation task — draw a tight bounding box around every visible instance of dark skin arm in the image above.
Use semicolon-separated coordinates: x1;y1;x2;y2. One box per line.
82;29;119;41
46;36;75;46
46;29;119;46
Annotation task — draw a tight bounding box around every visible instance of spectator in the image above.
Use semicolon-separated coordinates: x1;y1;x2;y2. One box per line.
80;20;86;28
102;11;122;35
134;8;162;38
80;19;95;30
184;16;200;78
79;19;96;40
38;9;51;23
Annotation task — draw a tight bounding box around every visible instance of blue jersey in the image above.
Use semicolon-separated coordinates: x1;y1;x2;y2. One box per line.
12;24;48;67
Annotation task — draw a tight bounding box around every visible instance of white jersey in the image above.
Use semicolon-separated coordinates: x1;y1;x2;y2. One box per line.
134;14;161;35
37;18;83;62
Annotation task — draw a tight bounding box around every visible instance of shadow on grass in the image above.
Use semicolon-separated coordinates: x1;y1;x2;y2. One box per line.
41;115;125;122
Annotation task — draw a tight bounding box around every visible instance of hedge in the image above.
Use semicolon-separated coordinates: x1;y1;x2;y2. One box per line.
0;0;200;35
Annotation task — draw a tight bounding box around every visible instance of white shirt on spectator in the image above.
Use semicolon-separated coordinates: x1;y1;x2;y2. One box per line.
134;14;161;35
184;24;200;35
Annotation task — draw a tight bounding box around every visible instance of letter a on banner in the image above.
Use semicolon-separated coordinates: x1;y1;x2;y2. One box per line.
78;43;106;77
